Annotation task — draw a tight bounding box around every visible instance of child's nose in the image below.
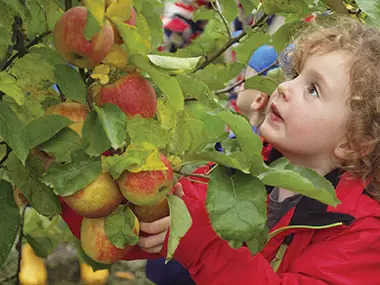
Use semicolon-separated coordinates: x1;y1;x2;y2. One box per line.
277;82;291;101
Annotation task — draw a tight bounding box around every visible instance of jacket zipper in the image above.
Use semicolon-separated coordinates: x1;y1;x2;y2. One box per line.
268;222;344;272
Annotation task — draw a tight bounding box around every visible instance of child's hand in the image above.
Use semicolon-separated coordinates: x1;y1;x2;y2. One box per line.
137;183;184;253
138;216;170;253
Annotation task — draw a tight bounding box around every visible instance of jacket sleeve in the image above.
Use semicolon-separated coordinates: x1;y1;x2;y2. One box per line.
164;180;380;285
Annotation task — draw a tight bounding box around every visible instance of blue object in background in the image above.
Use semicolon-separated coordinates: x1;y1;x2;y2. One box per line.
145;259;195;285
248;45;279;75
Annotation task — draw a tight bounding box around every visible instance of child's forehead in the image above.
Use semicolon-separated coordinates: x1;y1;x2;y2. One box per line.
301;50;350;75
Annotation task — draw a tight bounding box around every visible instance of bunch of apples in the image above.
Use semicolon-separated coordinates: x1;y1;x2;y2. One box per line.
49;2;173;264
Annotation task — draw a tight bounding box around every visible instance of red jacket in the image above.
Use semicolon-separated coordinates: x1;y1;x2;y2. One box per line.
61;167;380;285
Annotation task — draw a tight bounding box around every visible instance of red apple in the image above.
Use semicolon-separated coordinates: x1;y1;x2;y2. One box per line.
45;102;89;136
130;197;169;222
116;154;173;206
81;215;139;264
95;73;157;118
53;6;114;68
62;173;124;218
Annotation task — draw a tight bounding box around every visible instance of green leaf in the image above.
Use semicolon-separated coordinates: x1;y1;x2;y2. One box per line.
24;115;73;149
25;234;55;258
54;64;87;104
258;157;340;206
322;0;347;13
194;150;251;173
206;167;267;248
2;0;26;20
83;0;104;40
30;46;65;65
193;6;216;21
217;111;262;155
176;75;216;107
82;110;111;156
2;95;44;124
246;226;268;255
234;31;270;65
39;128;83;163
0;102;29;164
0;27;12;60
0;180;20;268
105;205;139;249
272;21;297;54
166;195;192;260
157;98;177;130
44;0;64;31
112;19;149;55
147;55;201;70
7;153;62;216
135;0;164;50
10;53;55;93
136;13;151;50
130;54;184;111
127;116;169;149
244;75;278;95
0;71;25;106
239;0;258;17
168;114;191;155
263;0;309;15
41;150;102;197
102;143;166;179
94;104;127;149
356;0;380;20
25;0;47;39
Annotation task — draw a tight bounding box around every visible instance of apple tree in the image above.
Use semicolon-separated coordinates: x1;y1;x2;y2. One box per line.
0;0;377;279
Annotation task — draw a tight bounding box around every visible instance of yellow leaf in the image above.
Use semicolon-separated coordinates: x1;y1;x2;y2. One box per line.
91;64;110;84
83;0;105;24
157;98;177;130
105;0;133;22
114;271;135;280
103;44;129;68
126;143;166;173
168;155;182;167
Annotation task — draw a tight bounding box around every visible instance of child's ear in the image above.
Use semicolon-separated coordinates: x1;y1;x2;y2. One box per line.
334;138;373;160
251;93;269;111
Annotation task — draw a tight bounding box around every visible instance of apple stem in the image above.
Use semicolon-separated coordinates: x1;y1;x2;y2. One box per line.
65;0;72;10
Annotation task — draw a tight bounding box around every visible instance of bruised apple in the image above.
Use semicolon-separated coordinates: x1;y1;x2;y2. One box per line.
53;6;114;68
116;154;173;206
62;173;124;218
130;197;169;223
95;73;157;118
81;215;139;264
45;102;89;136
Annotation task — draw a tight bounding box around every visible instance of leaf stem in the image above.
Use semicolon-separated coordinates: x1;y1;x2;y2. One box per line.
174;169;209;180
211;0;232;38
192;13;268;73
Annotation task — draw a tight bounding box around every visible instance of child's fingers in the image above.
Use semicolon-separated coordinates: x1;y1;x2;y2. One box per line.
140;216;170;234
138;231;167;251
173;183;184;198
139;244;164;254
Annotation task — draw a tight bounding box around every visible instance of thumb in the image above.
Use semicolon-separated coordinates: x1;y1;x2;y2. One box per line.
173;183;184;198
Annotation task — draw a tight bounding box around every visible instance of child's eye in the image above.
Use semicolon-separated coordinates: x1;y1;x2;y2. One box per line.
307;83;319;98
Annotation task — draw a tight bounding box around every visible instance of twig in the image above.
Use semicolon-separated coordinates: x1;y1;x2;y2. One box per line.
214;59;279;95
211;0;231;38
193;13;268;73
1;31;52;71
0;143;11;166
65;0;72;10
174;169;209;180
16;204;28;285
184;97;197;102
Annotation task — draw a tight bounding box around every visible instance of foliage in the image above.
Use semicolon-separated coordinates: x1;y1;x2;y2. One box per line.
0;0;376;271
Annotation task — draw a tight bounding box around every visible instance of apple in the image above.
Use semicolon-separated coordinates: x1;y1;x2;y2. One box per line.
81;215;139;264
62;173;124;218
116;154;173;206
53;6;114;68
45;102;89;136
95;73;157;118
130;197;169;223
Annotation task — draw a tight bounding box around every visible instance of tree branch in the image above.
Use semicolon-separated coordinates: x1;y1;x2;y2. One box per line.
192;13;268;73
214;59;279;95
1;31;52;71
0;274;17;284
16;204;28;285
211;0;231;38
65;0;72;10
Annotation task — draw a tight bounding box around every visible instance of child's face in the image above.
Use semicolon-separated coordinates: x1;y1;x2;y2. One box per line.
260;51;351;172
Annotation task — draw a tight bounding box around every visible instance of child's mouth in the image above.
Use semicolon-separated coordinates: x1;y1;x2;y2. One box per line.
270;103;283;122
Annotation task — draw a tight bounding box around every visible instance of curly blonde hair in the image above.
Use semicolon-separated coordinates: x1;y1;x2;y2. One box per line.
288;17;380;201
